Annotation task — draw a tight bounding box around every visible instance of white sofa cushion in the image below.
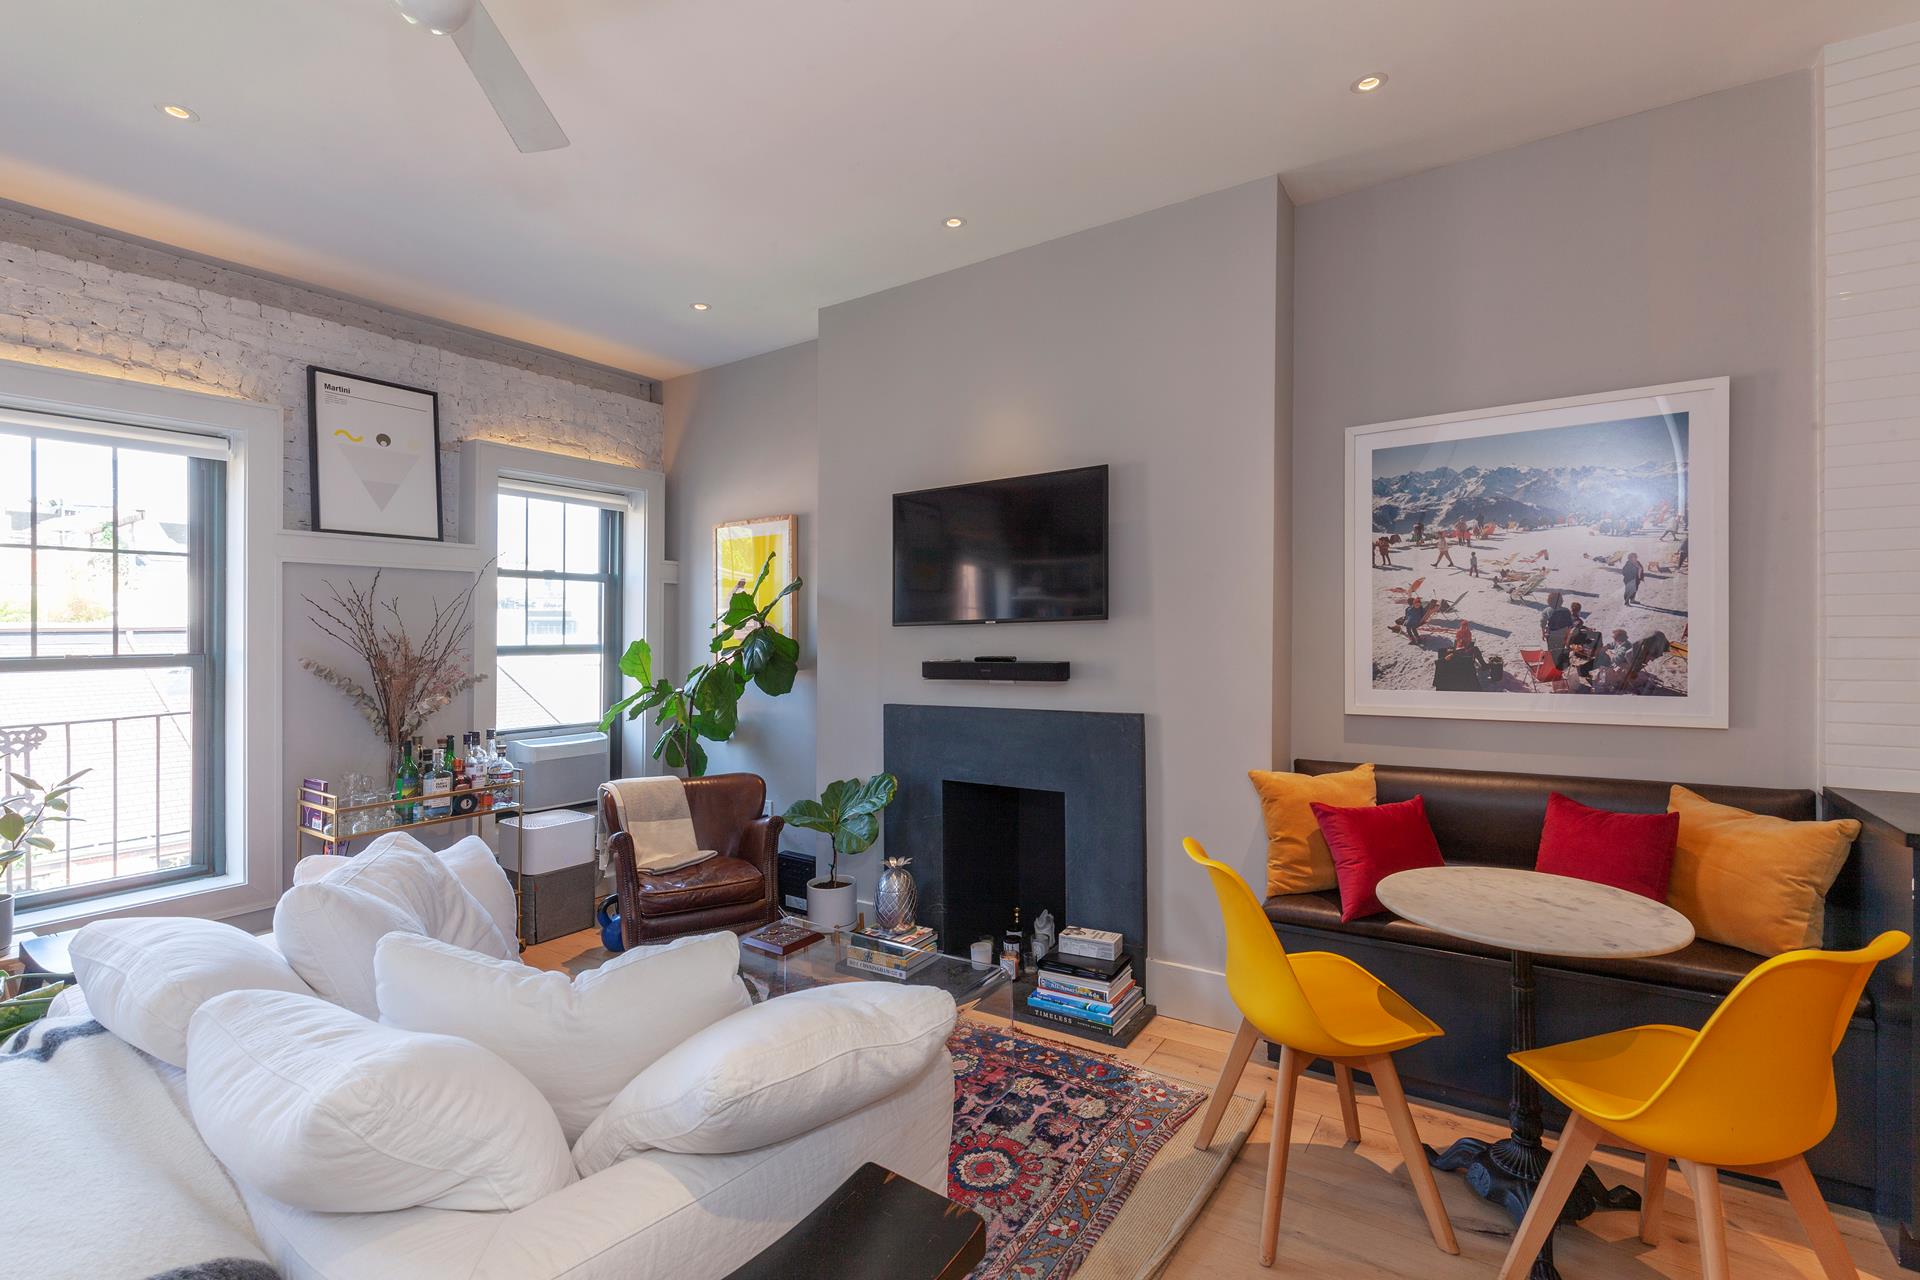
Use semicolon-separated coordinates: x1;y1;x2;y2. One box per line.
375;930;750;1141
297;834;519;947
275;837;513;1016
187;988;575;1213
572;982;957;1172
69;916;317;1068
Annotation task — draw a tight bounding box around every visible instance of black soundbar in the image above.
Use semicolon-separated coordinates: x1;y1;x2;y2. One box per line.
921;658;1071;683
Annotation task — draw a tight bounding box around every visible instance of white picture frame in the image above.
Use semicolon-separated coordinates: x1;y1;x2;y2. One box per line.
307;366;444;541
1345;377;1729;728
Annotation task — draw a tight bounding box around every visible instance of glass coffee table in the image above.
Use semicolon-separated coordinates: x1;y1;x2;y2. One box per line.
739;915;1013;1016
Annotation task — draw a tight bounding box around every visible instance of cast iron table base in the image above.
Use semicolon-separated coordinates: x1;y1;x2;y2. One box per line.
1426;950;1640;1280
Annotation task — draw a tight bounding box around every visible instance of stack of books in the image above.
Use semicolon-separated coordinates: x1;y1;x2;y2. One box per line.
845;925;939;980
1023;949;1148;1040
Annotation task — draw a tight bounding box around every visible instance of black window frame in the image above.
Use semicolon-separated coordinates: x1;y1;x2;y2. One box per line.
0;431;226;911
494;491;623;749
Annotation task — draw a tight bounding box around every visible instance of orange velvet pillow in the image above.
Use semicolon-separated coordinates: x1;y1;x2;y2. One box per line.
1249;764;1376;897
1666;786;1859;956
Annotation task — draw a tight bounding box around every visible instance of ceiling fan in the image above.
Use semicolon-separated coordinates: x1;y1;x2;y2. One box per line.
389;0;569;153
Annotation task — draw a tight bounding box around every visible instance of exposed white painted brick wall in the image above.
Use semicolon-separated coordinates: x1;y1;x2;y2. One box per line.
0;205;664;537
1822;23;1920;793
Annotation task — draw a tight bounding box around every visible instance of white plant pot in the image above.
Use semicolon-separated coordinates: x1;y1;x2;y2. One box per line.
806;878;858;930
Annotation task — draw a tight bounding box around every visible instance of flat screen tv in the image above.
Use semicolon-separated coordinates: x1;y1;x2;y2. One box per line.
892;464;1108;626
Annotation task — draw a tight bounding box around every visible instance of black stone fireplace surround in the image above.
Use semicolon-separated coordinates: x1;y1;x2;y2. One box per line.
882;704;1147;962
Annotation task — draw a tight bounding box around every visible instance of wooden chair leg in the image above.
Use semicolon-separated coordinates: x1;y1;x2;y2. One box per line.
1640;1151;1668;1245
1678;1160;1730;1280
1771;1155;1859;1280
1497;1114;1600;1280
1332;1062;1362;1144
1193;1018;1260;1150
1364;1053;1459;1255
1260;1045;1303;1267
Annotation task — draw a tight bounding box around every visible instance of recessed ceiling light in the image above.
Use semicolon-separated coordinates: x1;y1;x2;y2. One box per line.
157;103;199;122
1350;74;1387;94
690;302;710;312
943;217;967;229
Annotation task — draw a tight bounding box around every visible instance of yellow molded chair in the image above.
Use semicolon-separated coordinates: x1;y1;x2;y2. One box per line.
1498;930;1910;1280
1185;837;1458;1267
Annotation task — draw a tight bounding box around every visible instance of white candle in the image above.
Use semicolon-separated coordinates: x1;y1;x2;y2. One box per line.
970;937;994;966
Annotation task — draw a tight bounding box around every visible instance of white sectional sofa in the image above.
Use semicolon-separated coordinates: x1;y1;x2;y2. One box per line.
31;832;957;1280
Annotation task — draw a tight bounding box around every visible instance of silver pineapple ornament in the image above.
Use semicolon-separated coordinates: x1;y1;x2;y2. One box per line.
874;854;918;933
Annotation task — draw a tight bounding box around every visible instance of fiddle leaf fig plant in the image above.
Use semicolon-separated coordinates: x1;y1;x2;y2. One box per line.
782;773;898;889
600;553;801;777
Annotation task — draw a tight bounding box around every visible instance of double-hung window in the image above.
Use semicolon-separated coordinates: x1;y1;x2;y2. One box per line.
0;416;226;908
494;486;621;733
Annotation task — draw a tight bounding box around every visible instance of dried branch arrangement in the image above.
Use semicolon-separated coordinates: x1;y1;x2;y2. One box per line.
301;568;490;759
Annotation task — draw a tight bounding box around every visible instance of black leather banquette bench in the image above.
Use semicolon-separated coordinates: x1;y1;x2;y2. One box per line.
1265;759;1912;1229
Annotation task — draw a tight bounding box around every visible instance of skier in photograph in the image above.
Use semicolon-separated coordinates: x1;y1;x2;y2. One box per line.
1540;590;1574;653
1374;534;1394;567
1413;520;1426;546
1469;550;1480;578
1621;551;1645;606
1400;595;1427;646
1431;530;1455;568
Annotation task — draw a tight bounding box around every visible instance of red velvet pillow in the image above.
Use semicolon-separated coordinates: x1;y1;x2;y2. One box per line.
1310;796;1445;922
1535;792;1679;902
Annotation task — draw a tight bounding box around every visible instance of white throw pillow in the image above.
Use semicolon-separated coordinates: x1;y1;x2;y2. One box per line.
274;838;513;1017
572;982;958;1173
186;989;575;1213
375;929;750;1141
70;916;316;1068
294;833;519;946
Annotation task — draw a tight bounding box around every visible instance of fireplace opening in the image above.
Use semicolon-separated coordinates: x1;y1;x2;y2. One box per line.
939;780;1066;957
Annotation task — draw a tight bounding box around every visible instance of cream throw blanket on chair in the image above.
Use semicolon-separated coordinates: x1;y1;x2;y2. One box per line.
603;776;717;873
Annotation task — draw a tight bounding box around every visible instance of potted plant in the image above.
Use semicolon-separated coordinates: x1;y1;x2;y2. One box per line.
0;769;87;952
782;774;897;930
601;553;801;776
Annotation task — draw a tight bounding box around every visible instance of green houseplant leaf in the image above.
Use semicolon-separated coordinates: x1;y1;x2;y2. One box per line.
599;552;801;777
781;772;898;886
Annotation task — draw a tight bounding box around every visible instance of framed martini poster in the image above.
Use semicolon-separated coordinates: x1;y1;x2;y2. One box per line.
307;366;444;540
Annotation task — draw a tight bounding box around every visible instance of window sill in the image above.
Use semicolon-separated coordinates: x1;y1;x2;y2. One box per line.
17;870;247;935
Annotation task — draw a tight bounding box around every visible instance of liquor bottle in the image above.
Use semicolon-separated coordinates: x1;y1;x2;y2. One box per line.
451;734;468;793
1001;906;1023;981
394;742;419;823
422;739;452;819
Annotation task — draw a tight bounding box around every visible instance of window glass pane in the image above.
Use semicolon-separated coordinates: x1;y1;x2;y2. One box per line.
496;576;527;647
117;553;190;653
565;580;602;645
496;494;527;571
526;577;566;643
0;434;28;546
0;665;197;896
565;503;601;575
0;547;26;657
497;653;603;730
116;450;191;553
34;438;116;549
525;498;564;572
36;547;115;654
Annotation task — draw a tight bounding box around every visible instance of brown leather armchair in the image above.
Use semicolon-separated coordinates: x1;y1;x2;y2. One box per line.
601;772;783;948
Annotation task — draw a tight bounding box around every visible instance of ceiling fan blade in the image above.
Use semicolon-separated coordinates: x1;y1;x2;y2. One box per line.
449;1;569;153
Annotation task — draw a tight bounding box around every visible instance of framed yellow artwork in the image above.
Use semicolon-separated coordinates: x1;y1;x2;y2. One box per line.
714;514;798;646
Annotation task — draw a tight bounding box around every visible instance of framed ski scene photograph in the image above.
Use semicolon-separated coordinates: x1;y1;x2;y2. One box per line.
1345;377;1729;728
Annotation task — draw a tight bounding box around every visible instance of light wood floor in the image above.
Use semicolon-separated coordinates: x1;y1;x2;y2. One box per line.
526;931;1905;1279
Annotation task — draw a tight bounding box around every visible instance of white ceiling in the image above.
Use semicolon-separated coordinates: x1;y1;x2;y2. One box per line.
0;1;1908;379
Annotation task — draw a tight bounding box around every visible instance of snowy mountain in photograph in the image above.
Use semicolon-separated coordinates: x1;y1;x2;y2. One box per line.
1371;461;1681;534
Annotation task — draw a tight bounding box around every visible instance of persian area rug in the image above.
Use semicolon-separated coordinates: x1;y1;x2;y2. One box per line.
947;1020;1262;1280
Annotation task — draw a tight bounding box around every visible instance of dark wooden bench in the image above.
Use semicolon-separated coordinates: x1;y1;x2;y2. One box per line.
1265;759;1908;1235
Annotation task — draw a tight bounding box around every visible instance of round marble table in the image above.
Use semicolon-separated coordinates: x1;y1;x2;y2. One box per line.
1376;866;1695;1280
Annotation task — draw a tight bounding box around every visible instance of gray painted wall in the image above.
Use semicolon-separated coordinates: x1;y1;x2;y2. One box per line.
815;177;1288;1025
663;342;821;835
1290;72;1818;787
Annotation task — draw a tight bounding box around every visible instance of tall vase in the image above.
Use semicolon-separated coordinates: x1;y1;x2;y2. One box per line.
874;856;918;934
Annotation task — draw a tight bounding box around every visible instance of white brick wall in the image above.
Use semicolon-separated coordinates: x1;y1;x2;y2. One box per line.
0;206;663;536
1823;24;1920;793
